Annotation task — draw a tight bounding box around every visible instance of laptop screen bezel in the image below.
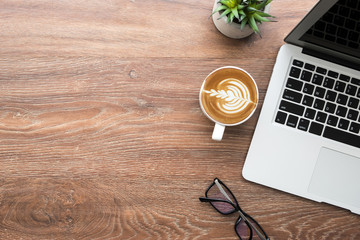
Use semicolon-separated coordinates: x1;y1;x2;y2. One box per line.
284;0;360;65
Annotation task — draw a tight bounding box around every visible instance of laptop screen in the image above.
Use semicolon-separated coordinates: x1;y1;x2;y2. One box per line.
285;0;360;62
300;0;360;58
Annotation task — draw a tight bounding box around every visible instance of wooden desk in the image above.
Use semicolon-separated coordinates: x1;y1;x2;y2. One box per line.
1;0;359;239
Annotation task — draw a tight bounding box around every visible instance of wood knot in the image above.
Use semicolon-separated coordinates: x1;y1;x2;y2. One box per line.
129;69;137;79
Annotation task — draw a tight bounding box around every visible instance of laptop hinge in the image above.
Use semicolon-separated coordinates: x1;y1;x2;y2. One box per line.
302;48;360;71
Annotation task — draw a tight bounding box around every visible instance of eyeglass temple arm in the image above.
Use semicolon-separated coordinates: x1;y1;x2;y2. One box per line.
214;179;233;203
237;210;269;240
215;180;269;240
199;197;228;203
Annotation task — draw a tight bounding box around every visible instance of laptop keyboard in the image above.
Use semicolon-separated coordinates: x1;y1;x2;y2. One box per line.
275;59;360;149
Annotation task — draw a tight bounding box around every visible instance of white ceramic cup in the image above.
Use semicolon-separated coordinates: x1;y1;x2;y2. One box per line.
199;66;259;141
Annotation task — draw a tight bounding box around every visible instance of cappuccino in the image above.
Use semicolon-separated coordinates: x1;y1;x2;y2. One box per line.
200;67;258;125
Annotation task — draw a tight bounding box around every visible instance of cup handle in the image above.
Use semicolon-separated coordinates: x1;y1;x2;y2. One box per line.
212;123;225;141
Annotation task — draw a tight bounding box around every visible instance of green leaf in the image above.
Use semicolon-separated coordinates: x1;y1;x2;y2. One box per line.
257;11;275;18
220;0;229;6
220;0;237;8
253;12;271;22
211;5;228;16
240;18;248;30
218;8;232;20
239;14;246;22
237;5;245;10
247;7;259;12
249;15;260;34
229;12;235;23
231;7;239;19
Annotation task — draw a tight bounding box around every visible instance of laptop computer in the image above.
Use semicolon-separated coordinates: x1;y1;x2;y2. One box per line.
243;0;360;214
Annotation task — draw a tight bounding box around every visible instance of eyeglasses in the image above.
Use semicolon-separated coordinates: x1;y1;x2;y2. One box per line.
199;178;269;240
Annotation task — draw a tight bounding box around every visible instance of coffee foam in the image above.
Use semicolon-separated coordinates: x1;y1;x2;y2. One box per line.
203;78;254;115
200;68;258;125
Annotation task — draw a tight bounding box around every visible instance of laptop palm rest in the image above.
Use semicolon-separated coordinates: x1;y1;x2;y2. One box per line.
308;148;360;210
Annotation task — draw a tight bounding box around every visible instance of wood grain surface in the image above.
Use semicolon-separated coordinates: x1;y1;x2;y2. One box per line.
1;0;359;239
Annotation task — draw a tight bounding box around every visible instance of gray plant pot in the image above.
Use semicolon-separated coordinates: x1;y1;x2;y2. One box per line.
212;1;271;39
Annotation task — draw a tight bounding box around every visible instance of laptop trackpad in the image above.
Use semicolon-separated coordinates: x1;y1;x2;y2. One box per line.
308;147;360;208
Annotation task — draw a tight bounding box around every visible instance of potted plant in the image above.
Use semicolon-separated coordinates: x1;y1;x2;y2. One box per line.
211;0;275;39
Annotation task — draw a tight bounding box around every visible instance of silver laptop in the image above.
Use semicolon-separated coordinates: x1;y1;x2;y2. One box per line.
243;0;360;214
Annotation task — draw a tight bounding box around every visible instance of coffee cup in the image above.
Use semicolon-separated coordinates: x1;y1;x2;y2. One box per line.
199;66;259;141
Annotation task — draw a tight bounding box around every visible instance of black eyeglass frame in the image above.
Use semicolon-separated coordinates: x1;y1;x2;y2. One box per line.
199;178;269;240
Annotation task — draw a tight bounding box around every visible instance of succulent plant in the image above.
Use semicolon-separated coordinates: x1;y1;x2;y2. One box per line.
212;0;275;36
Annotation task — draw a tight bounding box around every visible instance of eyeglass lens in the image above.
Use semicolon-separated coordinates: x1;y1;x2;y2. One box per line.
236;215;267;240
207;179;237;214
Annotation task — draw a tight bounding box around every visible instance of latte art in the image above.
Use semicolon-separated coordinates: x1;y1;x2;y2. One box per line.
200;67;258;125
203;78;255;115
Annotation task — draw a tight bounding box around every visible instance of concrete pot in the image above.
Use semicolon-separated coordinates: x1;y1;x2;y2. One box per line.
212;1;271;39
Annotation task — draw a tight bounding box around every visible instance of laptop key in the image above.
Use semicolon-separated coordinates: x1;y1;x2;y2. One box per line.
345;19;356;31
340;74;351;82
334;81;346;92
304;63;316;71
338;119;350;130
323;126;360;148
302;95;314;107
279;100;305;116
312;74;324;85
349;30;359;42
275;111;287;124
305;108;316;120
292;59;304;67
325;90;337;102
327;115;339;126
315;21;326;31
336;93;349;105
316;112;327;123
347;0;357;8
316;67;327;75
303;83;315;94
328;70;339;78
314;99;325;110
351;77;360;86
325;102;336;113
345;84;357;96
349;122;360;134
301;70;312;82
347;109;359;121
298;118;310;131
323;77;335;89
287;115;299;128
286;78;303;91
290;67;301;78
314;86;326;98
336;105;347;117
348;97;359;109
326;24;337;34
283;89;303;103
309;122;324;135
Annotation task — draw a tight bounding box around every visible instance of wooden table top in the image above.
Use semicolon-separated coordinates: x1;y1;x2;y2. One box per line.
1;0;359;239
